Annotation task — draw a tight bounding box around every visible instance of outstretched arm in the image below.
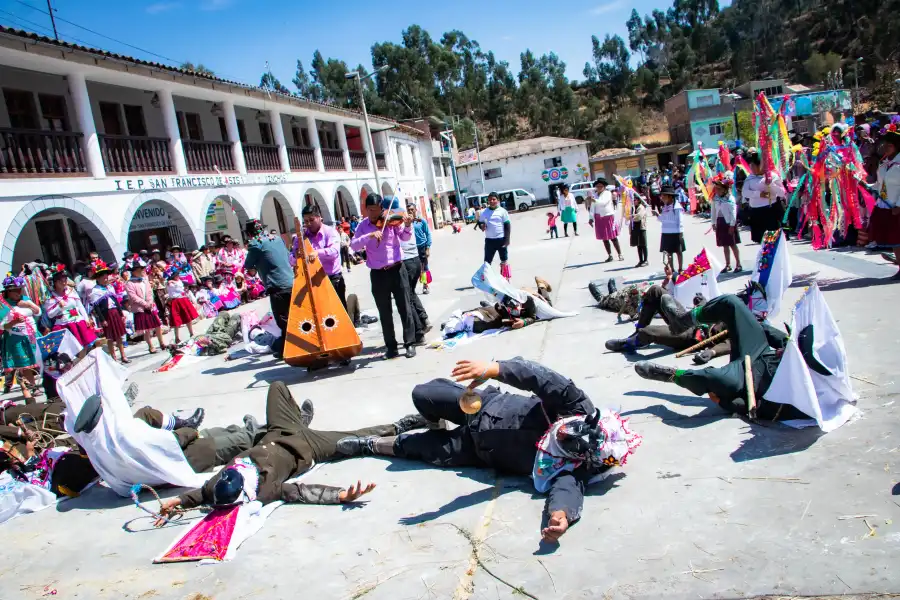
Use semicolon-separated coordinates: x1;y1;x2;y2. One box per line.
282;480;375;504
541;472;585;543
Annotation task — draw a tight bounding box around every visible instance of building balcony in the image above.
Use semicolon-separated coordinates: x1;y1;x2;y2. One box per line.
99;134;173;175
349;150;369;171
375;152;387;170
321;148;346;171
244;143;281;173
287;146;317;171
0;128;86;177
183;139;235;173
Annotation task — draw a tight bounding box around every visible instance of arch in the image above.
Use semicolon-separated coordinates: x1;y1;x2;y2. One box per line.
300;186;333;224
381;181;395;198
260;190;298;236
119;190;201;254
333;184;358;222
2;195;118;274
200;189;252;243
359;183;375;214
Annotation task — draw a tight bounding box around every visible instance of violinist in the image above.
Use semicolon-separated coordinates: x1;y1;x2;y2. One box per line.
350;194;418;359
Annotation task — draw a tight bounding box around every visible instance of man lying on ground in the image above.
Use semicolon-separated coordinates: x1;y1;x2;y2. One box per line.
442;277;553;335
335;358;641;545
156;381;427;517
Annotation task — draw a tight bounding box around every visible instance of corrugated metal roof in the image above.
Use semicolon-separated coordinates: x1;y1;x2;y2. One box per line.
457;136;588;165
0;25;425;136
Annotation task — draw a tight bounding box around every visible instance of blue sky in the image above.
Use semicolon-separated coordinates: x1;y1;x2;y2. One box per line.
2;0;690;89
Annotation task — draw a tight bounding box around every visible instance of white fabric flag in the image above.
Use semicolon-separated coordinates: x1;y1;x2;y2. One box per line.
56;349;210;497
0;472;56;524
471;263;576;320
671;248;721;308
764;283;857;431
751;230;792;319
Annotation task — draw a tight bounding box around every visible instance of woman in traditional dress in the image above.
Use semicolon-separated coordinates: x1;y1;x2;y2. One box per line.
88;261;130;364
214;274;241;310
1;274;41;400
244;267;265;300
216;237;242;276
742;149;786;243
871;125;900;279
556;183;580;237
124;259;166;353
168;245;196;286
710;173;743;273
196;277;220;319
165;270;198;344
43;266;97;347
588;177;624;262
233;271;249;304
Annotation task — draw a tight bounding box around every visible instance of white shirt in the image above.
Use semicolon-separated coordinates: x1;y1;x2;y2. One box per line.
876;157;900;209
557;191;578;212
711;193;738;226
166;280;186;299
479;207;510;240
591;190;615;218
742;174;786;209
658;202;684;233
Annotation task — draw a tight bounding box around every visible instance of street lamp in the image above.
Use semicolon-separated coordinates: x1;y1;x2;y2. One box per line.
346;65;388;196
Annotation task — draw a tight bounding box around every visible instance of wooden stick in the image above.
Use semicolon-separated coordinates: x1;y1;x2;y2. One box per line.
745;355;757;420
675;329;729;357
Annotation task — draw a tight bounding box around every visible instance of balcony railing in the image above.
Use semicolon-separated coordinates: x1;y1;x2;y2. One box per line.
244;143;281;172
375;152;387;170
321;148;346;171
349;150;369;171
0;128;86;176
287;146;317;171
99;134;172;174
183;140;235;173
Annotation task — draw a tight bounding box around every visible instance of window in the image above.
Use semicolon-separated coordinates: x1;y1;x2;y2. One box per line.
3;89;38;129
123;105;147;137
274;200;287;234
258;122;274;145
695;94;715;107
441;158;451;178
761;86;783;97
543;156;563;168
291;125;309;147
411;148;420;176
218;117;229;141
395;142;406;175
484;167;502;180
177;111;204;140
516;190;529;197
99;102;124;135
709;122;725;136
38;94;69;131
432;157;442;178
236;119;247;143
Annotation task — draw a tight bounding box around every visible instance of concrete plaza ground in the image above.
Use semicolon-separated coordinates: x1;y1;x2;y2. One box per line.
2;208;900;600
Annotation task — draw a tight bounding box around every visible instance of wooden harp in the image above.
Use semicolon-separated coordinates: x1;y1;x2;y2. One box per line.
283;217;362;368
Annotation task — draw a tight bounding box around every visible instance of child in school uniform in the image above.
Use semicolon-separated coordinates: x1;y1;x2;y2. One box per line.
656;185;686;272
630;198;649;267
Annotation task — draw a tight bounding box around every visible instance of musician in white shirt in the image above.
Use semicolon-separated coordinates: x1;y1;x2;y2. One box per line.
871;128;900;279
741;149;786;243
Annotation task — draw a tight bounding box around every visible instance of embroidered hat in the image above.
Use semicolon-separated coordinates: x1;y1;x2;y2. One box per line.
2;273;25;290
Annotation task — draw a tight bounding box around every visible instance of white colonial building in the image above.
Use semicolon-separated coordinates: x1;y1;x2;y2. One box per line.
0;26;434;273
455;137;591;208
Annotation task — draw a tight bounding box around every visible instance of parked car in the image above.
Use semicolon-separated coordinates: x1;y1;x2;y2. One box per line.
568;181;594;204
465;194;489;209
496;189;537;212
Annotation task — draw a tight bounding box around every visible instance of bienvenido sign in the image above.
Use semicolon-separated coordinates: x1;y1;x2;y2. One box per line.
113;173;289;191
129;202;172;232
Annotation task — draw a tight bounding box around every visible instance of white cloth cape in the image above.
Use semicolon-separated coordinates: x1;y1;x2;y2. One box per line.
751;230;792;319
765;283;857;431
671;248;722;308
471;262;577;320
0;472;56;525
56;349;210;496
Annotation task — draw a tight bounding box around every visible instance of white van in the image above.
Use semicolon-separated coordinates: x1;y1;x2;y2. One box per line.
568;181;594;204
496;189;536;212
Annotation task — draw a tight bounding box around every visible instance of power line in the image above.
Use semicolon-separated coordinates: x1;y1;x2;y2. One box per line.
0;8;93;46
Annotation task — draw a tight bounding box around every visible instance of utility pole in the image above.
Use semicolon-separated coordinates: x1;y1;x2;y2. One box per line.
854;57;863;112
346;66;388;195
47;0;59;41
473;121;485;193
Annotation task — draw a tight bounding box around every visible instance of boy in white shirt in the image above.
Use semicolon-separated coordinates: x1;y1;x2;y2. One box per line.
478;192;512;279
655;185;686;272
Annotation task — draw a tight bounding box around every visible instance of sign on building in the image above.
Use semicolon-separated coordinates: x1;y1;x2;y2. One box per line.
129;203;173;232
457;149;478;165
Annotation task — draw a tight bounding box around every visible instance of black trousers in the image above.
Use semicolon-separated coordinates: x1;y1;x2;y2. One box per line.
417;245;429;274
268;287;292;356
328;272;347;310
370;262;415;350
484;238;508;263
749;204;783;243
396;378;484;468
403;256;429;333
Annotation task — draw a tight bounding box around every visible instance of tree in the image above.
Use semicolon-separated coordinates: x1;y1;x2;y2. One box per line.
180;62;214;76
260;72;291;95
724;111;754;144
292;60;313;97
590;34;633;105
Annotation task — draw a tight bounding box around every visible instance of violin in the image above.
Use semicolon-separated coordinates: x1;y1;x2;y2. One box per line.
373;213;407;229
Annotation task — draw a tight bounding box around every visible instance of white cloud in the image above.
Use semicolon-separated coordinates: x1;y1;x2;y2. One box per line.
588;0;626;16
201;0;236;10
146;2;181;13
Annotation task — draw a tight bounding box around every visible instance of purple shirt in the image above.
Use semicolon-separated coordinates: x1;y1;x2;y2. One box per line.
350;217;411;270
304;224;342;276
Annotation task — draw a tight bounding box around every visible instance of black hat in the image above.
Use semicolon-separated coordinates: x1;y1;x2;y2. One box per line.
660;185;676;196
594;177;608;187
199;245;207;252
150;249;161;255
213;274;224;284
200;276;213;285
139;249;149;256
74;393;103;434
212;468;245;506
365;193;384;207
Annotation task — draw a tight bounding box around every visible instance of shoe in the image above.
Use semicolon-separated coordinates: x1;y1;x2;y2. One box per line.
405;345;417;358
336;435;378;457
660;294;695;334
605;333;646;354
734;265;743;273
881;252;897;264
413;336;426;347
479;300;491;308
422;287;430;295
174;407;205;430
243;414;261;437
618;255;625;261
339;358;352;366
422;321;433;334
721;265;733;273
300;399;314;427
693;348;715;365
385;348;400;359
634;262;643;268
360;315;379;325
634;361;676;382
604;256;614;263
588;281;605;303
865;241;878;249
535;276;552;292
393;413;429;433
123;382;139;407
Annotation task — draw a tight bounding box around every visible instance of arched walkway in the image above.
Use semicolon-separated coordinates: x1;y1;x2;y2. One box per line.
334;185;358;222
3;195;117;274
359;183;375;214
381;181;395;198
204;195;251;243
120;191;201;254
261;191;298;236
301;188;333;224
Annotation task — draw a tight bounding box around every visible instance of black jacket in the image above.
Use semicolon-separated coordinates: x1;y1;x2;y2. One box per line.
469;357;599;523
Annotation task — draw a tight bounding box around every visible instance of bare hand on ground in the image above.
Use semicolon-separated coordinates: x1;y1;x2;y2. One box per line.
541;511;569;543
339;481;376;502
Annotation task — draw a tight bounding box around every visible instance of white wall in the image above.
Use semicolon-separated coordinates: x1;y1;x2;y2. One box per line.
0;67;71;129
456;145;591;202
87;81;167;137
